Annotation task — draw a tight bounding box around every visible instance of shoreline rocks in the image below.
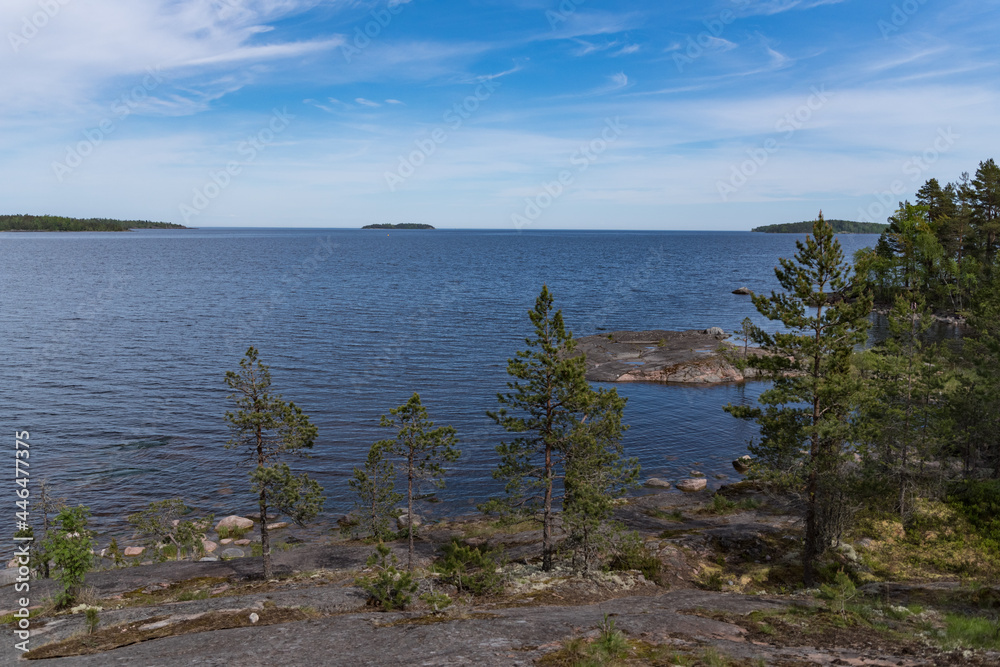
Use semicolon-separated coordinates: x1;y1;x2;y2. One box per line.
577;330;757;384
216;516;254;532
644;478;672;489
676;478;708;493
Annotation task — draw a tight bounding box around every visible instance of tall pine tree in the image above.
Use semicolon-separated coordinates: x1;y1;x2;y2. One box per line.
726;213;872;586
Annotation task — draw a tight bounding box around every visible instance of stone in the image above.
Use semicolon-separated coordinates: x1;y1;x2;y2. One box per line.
397;513;422;530
644;478;671;489
246;513;277;522
124;546;145;557
202;539;218;554
732;287;753;295
705;327;725;336
7;558;17;569
199;556;219;562
221;548;245;559
234;539;251;546
215;515;254;532
676;478;708;492
249;612;260;624
266;522;289;531
690;471;705;477
220;538;233;545
714;474;728;480
732;455;752;474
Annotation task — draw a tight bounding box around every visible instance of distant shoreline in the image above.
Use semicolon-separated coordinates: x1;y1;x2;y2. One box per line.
0;214;187;232
361;223;435;230
752;220;887;234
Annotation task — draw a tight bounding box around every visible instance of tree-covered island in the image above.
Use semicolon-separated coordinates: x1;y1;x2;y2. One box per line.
752;219;888;233
361;223;435;230
0;214;187;232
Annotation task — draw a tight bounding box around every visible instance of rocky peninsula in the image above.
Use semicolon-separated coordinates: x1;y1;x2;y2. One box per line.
577;329;760;384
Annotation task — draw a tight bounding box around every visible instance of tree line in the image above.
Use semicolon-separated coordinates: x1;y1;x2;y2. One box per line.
730;191;1000;586
0;214;186;232
752;219;889;234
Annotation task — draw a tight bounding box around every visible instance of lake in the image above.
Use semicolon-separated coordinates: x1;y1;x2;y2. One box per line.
0;228;881;536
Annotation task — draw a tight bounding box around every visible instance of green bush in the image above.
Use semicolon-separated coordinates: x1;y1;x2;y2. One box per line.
44;506;94;607
432;540;504;596
356;543;417;610
947;480;1000;545
607;530;662;583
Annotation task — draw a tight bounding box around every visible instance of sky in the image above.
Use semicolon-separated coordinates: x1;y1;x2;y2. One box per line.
0;0;997;230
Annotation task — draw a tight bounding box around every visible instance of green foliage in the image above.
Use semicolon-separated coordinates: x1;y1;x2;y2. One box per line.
224;346;325;578
376;392;459;570
84;608;99;634
483;285;638;571
105;538;125;568
432;540;504;596
947;480;1000;545
817;569;857;615
592;614;630;661
752;220;887;234
0;214;185;232
127;498;213;562
349;442;402;542
44;506;94;607
419;590;453;613
704;494;761;514
942;613;1000;650
216;524;250;540
606;529;662;583
725;213;872;585
356;543;417;610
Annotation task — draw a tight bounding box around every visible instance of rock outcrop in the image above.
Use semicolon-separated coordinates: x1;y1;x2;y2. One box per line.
216;516;254;532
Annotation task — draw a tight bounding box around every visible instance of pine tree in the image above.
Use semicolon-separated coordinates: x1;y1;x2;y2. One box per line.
725;213;872;586
224;346;325;579
376;393;459;571
483;285;636;571
349;442;402;542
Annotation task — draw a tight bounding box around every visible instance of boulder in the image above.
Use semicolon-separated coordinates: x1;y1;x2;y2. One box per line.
705;327;725;336
676;478;708;492
690;471;705;477
246;513;277;522
219;538;233;545
644;478;672;489
732;455;752;474
221;548;245;559
234;539;251;546
266;522;289;531
397;513;422;530
215;515;254;532
732;287;753;295
124;546;145;557
202;539;218;554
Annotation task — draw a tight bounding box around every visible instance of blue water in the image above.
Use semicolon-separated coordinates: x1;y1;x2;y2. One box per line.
0;229;879;535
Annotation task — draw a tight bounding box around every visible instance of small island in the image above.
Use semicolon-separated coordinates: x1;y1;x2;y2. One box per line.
752;219;887;234
361;223;435;230
0;214;187;232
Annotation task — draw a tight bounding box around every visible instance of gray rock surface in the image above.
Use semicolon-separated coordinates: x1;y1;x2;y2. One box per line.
577;330;751;384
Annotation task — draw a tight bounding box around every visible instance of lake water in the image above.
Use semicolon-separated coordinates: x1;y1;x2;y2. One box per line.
0;229;880;536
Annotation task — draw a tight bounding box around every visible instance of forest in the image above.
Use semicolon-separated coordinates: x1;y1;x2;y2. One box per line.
0;214;186;232
752;219;888;234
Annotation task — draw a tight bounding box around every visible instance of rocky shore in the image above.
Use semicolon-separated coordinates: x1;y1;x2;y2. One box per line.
6;484;997;666
577;329;762;384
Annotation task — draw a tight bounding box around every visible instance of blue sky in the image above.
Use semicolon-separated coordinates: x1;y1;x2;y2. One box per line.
1;0;997;230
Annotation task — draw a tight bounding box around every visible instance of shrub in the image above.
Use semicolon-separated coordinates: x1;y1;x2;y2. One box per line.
947;480;1000;545
356;543;417;610
419;590;452;613
44;506;94;607
606;529;662;583
818;569;857;615
433;540;504;596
